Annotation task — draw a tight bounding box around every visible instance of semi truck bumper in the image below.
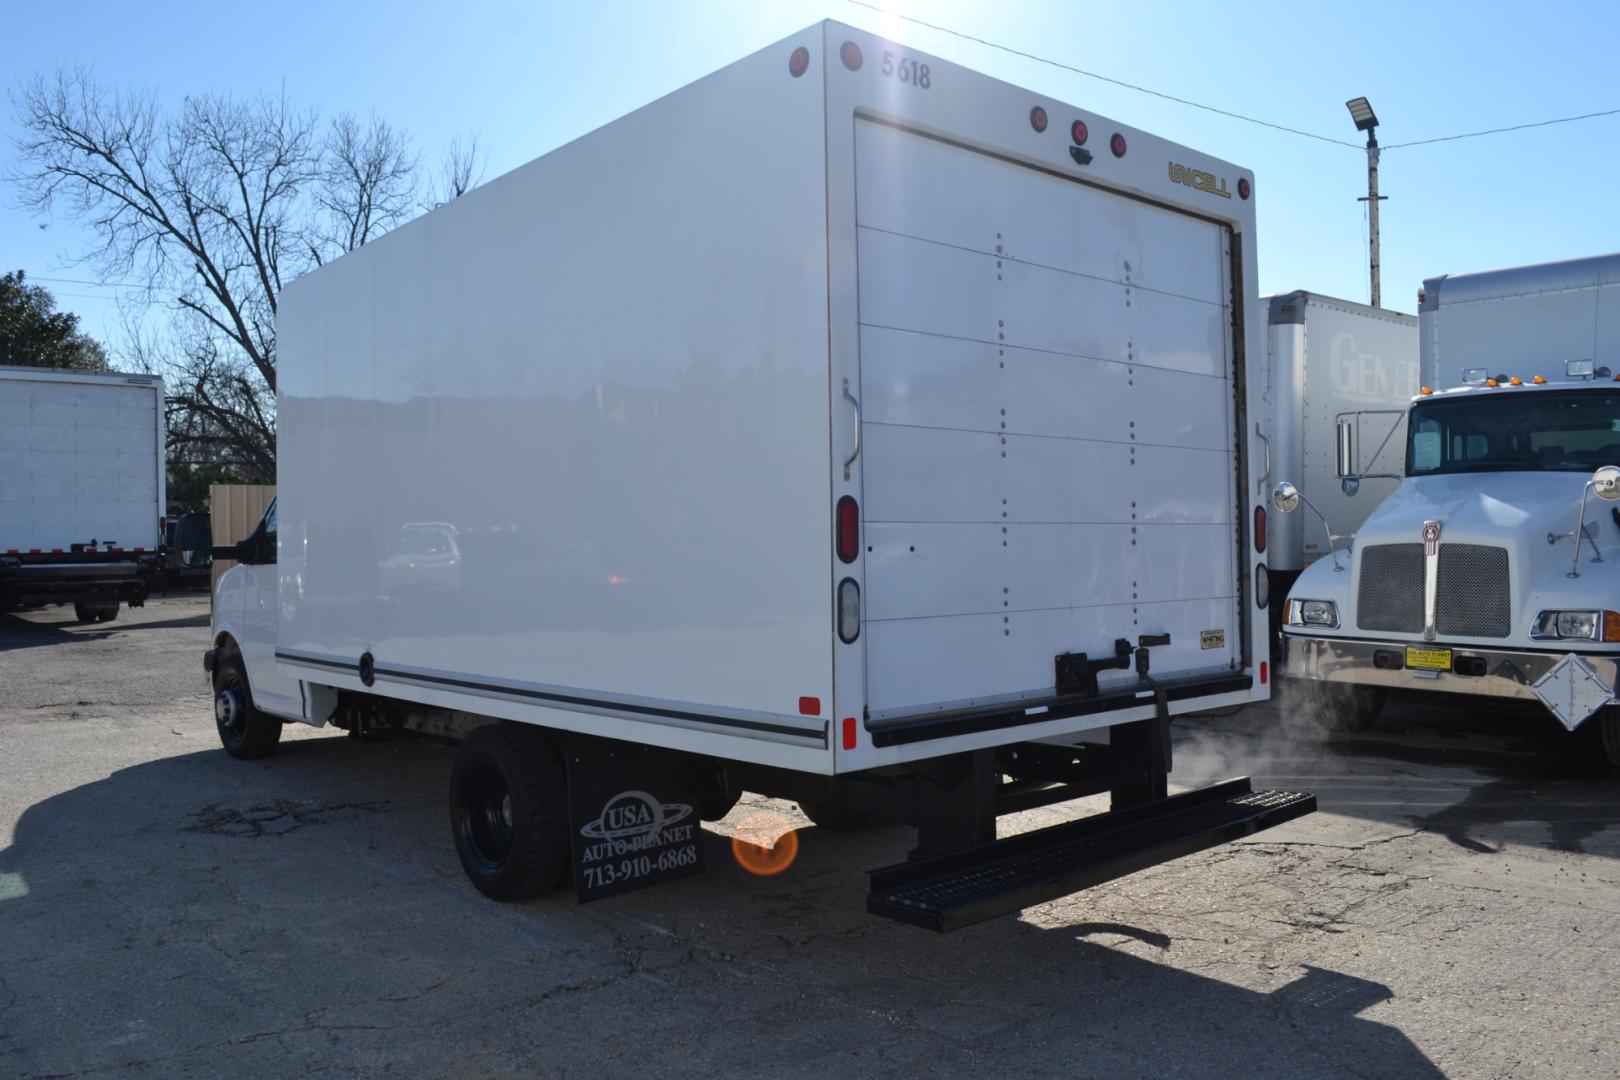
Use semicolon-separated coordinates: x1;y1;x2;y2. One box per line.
1282;634;1620;730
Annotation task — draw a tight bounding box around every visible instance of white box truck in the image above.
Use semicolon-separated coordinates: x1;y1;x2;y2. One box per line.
207;21;1311;931
0;366;166;621
1275;252;1620;765
1258;292;1418;636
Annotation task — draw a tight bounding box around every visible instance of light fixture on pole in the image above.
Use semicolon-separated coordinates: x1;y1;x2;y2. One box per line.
1346;96;1385;307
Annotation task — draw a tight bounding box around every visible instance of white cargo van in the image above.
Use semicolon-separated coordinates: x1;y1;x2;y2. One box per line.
207;21;1311;931
0;366;166;621
1275;253;1620;764
1258;292;1418;634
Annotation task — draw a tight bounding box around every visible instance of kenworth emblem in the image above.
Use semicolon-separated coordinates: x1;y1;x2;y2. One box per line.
1422;520;1442;556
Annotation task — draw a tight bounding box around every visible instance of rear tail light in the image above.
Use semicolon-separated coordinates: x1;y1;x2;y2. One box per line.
836;496;859;563
1255;562;1270;609
837;578;861;643
842;716;857;750
1254;505;1267;553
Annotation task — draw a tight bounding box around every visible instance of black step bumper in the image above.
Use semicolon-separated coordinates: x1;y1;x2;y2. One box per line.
866;777;1315;932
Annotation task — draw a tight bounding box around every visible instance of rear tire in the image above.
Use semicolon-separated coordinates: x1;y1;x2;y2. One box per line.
1295;681;1386;733
449;724;571;901
73;602;119;623
213;654;283;759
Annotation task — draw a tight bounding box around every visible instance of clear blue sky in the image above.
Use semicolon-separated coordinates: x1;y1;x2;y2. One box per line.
5;0;1619;356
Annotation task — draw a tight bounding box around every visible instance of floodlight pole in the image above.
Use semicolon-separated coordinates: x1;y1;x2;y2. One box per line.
1363;128;1382;308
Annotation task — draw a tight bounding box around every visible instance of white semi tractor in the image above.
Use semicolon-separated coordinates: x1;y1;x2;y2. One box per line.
1276;252;1620;765
1258;292;1418;637
0;366;166;621
206;21;1312;930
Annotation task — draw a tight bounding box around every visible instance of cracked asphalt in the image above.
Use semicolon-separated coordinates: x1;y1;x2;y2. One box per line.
2;595;1618;1078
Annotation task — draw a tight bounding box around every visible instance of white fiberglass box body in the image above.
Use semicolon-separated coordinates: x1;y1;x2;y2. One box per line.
0;366;165;552
1421;252;1620;390
1260;293;1418;572
274;21;1268;775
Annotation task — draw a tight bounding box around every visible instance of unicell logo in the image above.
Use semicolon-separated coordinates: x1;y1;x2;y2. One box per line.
579;790;693;860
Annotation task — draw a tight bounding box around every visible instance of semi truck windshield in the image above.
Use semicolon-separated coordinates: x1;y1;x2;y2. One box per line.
1406;390;1620;476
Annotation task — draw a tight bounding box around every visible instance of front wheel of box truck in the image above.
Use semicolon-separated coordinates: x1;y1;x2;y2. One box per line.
1293;681;1386;733
449;724;571;901
213;655;282;759
1596;706;1620;770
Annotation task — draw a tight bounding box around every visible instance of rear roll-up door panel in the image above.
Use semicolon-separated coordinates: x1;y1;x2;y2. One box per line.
854;120;1239;720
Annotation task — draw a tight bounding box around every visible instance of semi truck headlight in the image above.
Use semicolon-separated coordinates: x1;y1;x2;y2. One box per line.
1287;599;1339;628
1532;610;1620;641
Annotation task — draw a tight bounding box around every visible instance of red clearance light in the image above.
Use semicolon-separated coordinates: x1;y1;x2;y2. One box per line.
1070;119;1089;145
1110;133;1127;157
840;41;863;71
1029;105;1048;133
842;717;857;751
1238;177;1251;200
788;46;810;77
1254;505;1267;553
1260;660;1269;685
799;696;821;716
836;495;859;564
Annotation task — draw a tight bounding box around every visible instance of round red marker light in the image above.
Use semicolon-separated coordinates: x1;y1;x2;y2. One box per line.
1070;119;1089;145
1238;177;1252;200
1029;105;1048;133
1110;133;1127;158
840;41;863;71
788;46;809;78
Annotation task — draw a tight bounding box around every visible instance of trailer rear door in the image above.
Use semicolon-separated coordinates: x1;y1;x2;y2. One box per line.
854;121;1240;725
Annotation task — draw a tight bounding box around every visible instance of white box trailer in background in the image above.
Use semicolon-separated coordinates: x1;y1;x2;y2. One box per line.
1259;293;1418;630
0;366;165;621
1420;251;1620;390
208;20;1312;932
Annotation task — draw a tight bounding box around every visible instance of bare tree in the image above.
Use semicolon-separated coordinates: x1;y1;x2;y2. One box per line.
8;69;467;482
427;132;486;209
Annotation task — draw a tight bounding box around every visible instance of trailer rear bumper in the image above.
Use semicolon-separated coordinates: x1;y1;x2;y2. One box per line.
0;557;159;607
867;777;1314;932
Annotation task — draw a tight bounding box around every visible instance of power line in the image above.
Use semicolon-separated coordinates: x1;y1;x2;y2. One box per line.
1383;106;1620;149
842;0;1361;148
843;0;1620;154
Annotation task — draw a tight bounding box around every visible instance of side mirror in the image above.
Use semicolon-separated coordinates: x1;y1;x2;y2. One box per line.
1335;419;1356;479
1341;477;1361;498
1593;465;1620;502
1272;481;1302;513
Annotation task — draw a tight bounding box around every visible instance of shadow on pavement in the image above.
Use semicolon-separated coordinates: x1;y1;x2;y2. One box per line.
0;733;1440;1079
1179;689;1620;857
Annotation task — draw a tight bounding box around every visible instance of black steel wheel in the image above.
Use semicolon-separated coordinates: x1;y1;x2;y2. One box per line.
449;724;570;901
213;653;282;759
1295;681;1385;733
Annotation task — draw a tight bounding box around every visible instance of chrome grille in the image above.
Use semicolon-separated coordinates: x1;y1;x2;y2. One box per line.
1436;544;1511;638
1356;543;1424;633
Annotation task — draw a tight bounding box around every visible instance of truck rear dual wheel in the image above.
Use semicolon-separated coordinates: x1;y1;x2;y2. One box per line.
73;602;119;624
449;724;572;901
213;655;283;759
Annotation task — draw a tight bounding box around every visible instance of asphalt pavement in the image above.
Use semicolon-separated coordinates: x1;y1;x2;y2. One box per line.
1;596;1616;1078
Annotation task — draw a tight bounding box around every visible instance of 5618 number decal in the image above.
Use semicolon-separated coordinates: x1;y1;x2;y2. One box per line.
881;51;931;89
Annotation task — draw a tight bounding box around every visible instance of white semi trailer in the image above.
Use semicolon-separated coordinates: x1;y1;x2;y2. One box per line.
1276;252;1620;765
0;366;166;620
207;21;1312;930
1258;292;1418;636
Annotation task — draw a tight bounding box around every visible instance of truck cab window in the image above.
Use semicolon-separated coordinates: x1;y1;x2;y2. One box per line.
1408;391;1620;475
